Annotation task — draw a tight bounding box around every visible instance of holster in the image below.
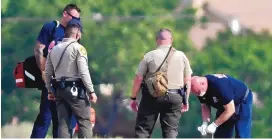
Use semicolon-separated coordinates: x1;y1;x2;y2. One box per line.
178;88;187;105
77;87;86;99
50;78;57;96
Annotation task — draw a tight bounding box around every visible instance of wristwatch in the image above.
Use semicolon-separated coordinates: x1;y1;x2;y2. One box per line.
130;97;136;100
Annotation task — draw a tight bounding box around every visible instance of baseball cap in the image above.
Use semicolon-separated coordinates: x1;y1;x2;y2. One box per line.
67;18;83;33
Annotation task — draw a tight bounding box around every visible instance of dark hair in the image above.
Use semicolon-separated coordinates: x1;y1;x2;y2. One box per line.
65;24;81;38
157;28;172;35
156;28;172;40
63;4;81;13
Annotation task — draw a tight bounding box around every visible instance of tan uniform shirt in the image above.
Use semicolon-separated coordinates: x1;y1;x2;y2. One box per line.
136;45;193;89
45;38;94;93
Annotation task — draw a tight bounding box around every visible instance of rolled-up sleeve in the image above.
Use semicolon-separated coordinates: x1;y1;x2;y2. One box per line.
135;54;149;77
182;53;193;77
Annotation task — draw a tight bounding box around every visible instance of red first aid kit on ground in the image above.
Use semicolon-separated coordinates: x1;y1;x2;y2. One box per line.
13;56;45;89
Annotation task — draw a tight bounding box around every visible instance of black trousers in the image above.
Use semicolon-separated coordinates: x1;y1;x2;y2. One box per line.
135;87;183;138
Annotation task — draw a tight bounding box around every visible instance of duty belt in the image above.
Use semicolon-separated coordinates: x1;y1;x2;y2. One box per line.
56;80;83;88
167;89;182;94
167;88;187;105
52;77;84;89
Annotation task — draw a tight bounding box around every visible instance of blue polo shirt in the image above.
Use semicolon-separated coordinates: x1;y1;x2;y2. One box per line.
198;74;247;110
37;21;65;58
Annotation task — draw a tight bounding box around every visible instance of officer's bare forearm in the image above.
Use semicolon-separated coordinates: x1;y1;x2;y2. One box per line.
131;75;143;98
34;41;46;71
201;104;211;122
214;100;235;126
184;75;191;102
214;110;234;126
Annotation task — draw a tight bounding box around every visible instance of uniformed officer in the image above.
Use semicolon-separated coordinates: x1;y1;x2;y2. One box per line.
130;28;193;138
191;74;253;138
32;4;81;138
44;19;97;138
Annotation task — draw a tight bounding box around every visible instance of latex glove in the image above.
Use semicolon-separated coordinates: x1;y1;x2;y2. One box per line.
206;122;218;134
130;99;139;112
197;122;208;136
122;98;139;112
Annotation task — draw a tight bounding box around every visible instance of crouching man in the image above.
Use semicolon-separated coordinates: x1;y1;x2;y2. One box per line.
191;74;252;138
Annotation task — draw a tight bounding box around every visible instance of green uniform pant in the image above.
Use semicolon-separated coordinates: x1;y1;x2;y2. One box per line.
56;86;92;138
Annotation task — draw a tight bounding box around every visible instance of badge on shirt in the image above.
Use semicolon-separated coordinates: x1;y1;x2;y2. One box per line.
79;46;87;56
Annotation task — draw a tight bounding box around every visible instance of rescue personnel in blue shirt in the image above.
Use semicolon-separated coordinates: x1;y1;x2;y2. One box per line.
191;74;252;138
32;4;81;138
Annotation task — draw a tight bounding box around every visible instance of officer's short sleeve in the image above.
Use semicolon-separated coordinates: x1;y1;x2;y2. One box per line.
37;22;53;45
135;53;149;77
214;81;233;105
76;45;94;93
181;53;193;77
78;45;88;59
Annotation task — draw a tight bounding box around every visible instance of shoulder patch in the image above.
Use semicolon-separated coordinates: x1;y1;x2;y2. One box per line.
79;46;87;56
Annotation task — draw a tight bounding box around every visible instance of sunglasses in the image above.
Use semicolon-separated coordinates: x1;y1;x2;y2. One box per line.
66;11;80;20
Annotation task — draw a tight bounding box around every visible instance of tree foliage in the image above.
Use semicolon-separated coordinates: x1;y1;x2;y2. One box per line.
1;0;272;138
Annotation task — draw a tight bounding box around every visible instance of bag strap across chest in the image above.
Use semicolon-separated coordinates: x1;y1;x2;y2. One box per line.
155;47;175;73
53;41;77;72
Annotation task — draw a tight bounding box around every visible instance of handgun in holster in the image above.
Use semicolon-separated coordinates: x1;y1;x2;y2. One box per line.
78;87;86;99
178;85;187;105
50;78;57;96
76;80;90;105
